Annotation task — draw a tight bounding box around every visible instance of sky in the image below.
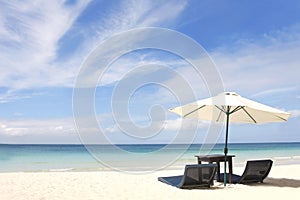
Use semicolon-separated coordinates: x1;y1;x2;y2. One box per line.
0;0;300;144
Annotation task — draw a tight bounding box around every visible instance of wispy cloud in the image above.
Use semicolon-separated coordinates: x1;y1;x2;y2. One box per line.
0;90;30;104
288;109;300;118
251;87;298;98
0;0;90;90
210;25;300;95
73;0;188;88
97;24;300;118
90;0;187;40
0;0;188;94
0;89;46;103
164;118;211;131
0;118;75;136
103;117;210;135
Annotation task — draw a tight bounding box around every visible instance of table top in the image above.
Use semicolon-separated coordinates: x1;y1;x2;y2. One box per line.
195;154;235;162
195;154;235;159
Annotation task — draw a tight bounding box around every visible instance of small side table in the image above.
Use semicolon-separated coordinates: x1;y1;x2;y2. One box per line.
195;154;235;183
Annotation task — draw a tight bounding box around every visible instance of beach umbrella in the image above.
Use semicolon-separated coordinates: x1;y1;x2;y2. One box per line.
169;92;290;185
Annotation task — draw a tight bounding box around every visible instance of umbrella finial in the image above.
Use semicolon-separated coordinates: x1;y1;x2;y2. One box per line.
224;92;238;96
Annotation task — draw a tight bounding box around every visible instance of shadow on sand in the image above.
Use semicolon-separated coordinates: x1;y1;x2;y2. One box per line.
264;178;300;188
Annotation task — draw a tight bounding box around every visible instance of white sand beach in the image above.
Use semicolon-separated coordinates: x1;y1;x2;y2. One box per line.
0;163;299;200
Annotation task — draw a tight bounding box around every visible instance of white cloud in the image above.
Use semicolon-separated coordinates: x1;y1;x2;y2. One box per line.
0;89;46;103
164;118;210;131
0;0;188;94
98;53;217;107
90;0;187;40
0;0;91;90
72;1;189;90
136;25;300;116
288;109;300;118
99;57;171;86
103;117;209;135
210;25;300;94
0;90;30;103
0;118;75;136
251;87;298;98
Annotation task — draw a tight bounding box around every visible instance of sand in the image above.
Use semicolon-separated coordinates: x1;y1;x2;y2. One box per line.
0;164;299;200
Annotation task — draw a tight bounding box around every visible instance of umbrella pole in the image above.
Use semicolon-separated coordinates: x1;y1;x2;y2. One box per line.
224;108;230;186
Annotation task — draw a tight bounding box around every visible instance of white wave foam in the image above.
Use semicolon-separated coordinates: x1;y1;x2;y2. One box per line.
49;168;74;172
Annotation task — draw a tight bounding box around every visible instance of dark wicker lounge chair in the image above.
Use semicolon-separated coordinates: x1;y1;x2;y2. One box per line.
220;159;273;184
158;164;217;189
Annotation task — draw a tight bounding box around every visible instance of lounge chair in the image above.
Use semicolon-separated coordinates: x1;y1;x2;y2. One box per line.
158;164;217;189
219;159;273;184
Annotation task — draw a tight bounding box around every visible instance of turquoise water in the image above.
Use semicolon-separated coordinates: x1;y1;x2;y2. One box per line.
0;143;300;172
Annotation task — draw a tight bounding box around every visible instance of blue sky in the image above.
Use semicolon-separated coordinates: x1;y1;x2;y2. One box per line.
0;0;300;144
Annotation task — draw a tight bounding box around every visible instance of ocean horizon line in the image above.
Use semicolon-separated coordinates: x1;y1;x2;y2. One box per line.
1;141;300;145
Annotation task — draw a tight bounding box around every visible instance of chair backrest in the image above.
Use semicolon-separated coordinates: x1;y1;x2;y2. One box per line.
239;159;273;183
180;164;217;188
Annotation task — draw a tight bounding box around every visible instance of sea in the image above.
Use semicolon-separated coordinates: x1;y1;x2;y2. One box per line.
1;143;300;173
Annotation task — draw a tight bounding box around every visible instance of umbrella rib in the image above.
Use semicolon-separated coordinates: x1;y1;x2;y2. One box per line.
273;114;288;121
216;109;223;122
241;107;257;123
215;105;226;113
215;106;227;122
183;105;206;118
229;106;244;114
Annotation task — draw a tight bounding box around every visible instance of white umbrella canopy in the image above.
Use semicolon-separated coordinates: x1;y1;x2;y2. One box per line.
169;92;290;123
169;92;291;186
